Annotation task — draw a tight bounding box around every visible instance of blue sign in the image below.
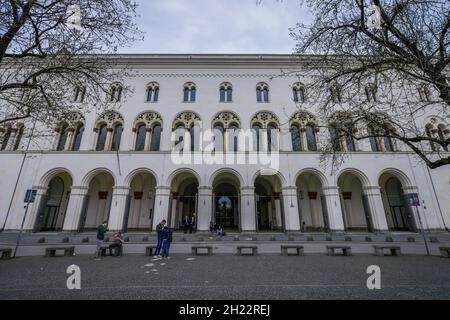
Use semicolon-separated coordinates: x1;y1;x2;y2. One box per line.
24;189;37;203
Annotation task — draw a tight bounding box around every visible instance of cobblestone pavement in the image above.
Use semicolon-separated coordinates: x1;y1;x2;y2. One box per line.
0;253;450;300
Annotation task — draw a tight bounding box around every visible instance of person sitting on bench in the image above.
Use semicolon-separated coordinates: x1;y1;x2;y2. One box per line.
109;231;124;256
217;225;225;237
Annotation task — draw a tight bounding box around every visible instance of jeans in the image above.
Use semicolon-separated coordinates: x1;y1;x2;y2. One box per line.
108;242;122;256
154;236;163;256
162;239;171;258
95;240;103;258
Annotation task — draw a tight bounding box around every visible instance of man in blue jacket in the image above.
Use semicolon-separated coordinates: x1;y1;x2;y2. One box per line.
153;219;166;258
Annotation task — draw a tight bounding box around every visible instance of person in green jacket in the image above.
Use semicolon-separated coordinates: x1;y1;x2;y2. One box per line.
94;221;109;259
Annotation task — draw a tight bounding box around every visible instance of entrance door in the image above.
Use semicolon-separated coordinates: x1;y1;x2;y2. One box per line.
391;205;408;231
256;195;271;230
43;206;59;230
215;195;235;228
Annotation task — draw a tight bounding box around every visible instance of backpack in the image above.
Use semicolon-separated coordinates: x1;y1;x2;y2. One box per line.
167;228;173;243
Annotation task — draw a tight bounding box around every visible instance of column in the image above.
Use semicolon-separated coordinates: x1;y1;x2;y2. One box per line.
197;186;213;231
240;186;256;232
90;128;98;151
64;128;75;151
144;127;152;151
105;127;114;151
280;125;292;151
63;186;89;231
152;186;171;230
261;129;268;152
282;187;301;231
223;128;230;152
183;128;191;152
363;186;389;232
322;186;345;232
51;128;61;151
108;186;131;231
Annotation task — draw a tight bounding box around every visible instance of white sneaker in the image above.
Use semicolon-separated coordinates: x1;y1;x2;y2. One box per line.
152;255;157;258
157;255;162;258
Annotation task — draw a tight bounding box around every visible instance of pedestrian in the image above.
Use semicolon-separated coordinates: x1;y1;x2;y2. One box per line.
217;225;225;238
95;221;108;259
182;215;190;234
209;221;214;235
108;231;124;256
190;214;196;233
153;219;166;258
161;225;173;260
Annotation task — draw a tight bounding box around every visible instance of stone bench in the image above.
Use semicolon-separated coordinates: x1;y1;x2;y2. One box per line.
236;246;258;256
373;245;401;257
0;248;12;260
326;246;352;256
439;247;450;258
145;246;157;256
99;245;123;257
281;245;304;256
191;246;213;256
45;246;75;257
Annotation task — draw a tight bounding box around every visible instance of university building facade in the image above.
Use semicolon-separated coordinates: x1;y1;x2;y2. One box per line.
0;54;449;234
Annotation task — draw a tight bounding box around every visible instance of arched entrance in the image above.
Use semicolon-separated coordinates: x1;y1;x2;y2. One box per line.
338;171;374;232
78;171;115;232
169;171;199;230
379;173;417;232
296;171;329;232
212;172;240;231
34;172;73;232
254;175;284;232
124;171;157;232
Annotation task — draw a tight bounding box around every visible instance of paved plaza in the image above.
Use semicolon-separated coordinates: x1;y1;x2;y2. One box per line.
1;253;450;300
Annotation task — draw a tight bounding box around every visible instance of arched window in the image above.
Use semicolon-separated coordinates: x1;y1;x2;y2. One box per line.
329;126;341;152
190;125;199;152
213;124;224;152
306;124;317;151
150;124;161;151
344;124;356;151
267;124;277;152
290;124;302;151
330;85;342;103
96;124;108;151
183;83;196;102
57;124;70;151
110;83;123;103
368;126;381;152
293;83;305;103
1;127;11;151
220;83;232;102
418;85;431;102
72;124;84;151
381;127;395;152
252;124;261;152
146;82;159;102
74;85;86;103
256;83;269;102
135;124;146;151
365;84;377;102
111;124;123;151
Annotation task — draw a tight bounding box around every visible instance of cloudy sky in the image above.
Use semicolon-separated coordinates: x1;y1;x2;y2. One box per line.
121;0;312;54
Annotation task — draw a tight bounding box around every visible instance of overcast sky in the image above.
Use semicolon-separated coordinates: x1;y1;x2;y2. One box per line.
120;0;311;54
